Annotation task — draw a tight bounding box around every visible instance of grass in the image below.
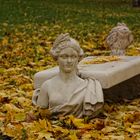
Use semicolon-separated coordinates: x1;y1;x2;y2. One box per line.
0;0;140;31
0;0;140;42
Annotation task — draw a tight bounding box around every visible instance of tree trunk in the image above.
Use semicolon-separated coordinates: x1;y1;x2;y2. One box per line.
133;0;140;7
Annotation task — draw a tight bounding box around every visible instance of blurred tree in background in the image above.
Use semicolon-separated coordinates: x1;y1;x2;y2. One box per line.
133;0;140;6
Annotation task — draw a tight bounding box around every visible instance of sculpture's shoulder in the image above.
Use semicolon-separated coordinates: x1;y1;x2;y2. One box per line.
83;78;102;90
81;77;98;83
41;75;58;89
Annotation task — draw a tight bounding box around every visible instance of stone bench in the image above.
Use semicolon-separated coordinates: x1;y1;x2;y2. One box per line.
34;56;140;102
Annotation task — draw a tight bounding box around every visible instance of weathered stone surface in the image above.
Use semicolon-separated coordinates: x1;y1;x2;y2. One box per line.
79;56;140;88
106;23;133;55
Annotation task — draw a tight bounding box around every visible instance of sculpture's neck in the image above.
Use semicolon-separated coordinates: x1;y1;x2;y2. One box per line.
59;70;78;82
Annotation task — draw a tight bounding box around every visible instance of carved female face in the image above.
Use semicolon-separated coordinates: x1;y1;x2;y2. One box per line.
58;47;79;73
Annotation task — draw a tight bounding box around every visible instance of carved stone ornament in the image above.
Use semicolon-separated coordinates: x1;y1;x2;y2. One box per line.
106;23;134;56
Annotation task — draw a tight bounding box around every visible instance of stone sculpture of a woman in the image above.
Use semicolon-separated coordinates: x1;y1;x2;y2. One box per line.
32;33;104;118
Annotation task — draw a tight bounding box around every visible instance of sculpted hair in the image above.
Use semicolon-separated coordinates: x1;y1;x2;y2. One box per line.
50;33;84;60
106;23;133;47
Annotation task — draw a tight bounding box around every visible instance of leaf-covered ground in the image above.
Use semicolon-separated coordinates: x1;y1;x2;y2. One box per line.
0;0;140;139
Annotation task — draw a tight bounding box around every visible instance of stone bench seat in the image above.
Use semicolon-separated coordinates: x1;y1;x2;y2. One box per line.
34;56;140;102
78;56;140;88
